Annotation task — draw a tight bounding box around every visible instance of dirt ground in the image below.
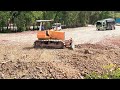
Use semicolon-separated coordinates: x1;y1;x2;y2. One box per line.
1;25;120;79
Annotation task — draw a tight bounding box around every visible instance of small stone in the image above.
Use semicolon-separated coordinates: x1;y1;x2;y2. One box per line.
84;49;93;54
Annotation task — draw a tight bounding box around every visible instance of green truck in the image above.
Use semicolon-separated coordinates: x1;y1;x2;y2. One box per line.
96;18;115;31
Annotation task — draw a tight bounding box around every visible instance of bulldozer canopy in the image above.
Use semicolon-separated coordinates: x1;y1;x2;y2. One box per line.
36;20;53;22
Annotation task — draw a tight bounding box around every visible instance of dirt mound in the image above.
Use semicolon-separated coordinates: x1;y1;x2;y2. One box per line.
97;36;120;48
57;43;120;76
0;61;80;79
1;43;120;79
75;43;114;50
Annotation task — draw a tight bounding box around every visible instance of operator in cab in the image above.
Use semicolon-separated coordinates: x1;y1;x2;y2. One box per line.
41;24;45;31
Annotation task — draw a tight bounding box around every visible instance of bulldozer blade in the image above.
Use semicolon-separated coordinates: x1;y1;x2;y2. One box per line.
65;38;74;50
70;42;75;50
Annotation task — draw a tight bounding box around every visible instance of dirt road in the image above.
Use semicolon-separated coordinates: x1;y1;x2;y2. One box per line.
65;25;120;44
0;25;120;79
1;25;120;45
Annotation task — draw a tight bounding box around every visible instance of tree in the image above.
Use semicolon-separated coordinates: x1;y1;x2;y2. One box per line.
0;11;11;32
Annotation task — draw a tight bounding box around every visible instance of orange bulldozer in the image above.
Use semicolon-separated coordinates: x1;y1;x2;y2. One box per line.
34;20;74;49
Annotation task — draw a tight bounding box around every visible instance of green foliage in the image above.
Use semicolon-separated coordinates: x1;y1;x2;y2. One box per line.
85;64;120;79
0;11;116;33
109;68;120;79
115;13;120;18
14;12;26;32
0;11;11;32
85;68;120;79
85;72;101;79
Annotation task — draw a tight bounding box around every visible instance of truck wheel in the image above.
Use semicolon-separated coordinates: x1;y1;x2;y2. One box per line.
112;26;115;30
114;26;115;30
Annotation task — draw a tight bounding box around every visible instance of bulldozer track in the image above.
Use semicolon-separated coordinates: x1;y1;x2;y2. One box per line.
34;40;65;49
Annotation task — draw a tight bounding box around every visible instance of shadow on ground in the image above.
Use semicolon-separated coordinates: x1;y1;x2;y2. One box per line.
23;46;65;50
23;47;35;50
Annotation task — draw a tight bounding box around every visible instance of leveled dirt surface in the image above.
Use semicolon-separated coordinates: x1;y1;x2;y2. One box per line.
0;25;120;79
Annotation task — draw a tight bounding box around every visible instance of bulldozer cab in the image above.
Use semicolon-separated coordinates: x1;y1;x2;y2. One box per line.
36;20;54;31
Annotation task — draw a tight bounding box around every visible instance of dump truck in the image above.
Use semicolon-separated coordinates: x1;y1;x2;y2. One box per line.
96;18;115;31
34;20;74;49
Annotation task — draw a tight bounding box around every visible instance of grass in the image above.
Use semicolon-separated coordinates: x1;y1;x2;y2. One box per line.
85;71;119;79
85;64;120;79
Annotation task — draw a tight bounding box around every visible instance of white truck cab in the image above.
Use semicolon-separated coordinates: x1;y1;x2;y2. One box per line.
52;23;62;30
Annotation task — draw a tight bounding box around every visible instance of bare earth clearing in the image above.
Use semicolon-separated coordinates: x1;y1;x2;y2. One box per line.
1;25;120;79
